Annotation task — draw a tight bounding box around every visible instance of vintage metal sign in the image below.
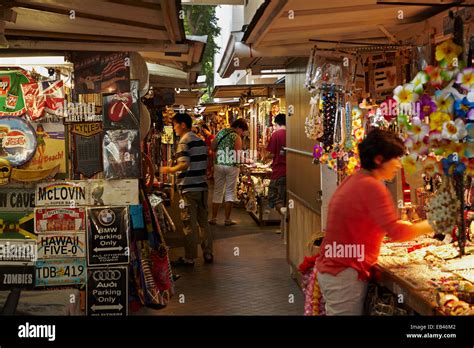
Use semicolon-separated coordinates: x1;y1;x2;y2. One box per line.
0;212;35;239
37;233;86;259
35;258;86;287
0;69;34;116
0;116;38;167
71;123;103;178
0;187;35;212
0;239;36;265
89;179;138;206
0;265;35;290
35;207;86;233
35;181;89;207
22;116;67;174
87;206;129;266
86;266;128;316
73;52;130;94
103;79;140;130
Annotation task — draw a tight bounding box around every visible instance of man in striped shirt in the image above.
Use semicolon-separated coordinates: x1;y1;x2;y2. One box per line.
160;113;213;266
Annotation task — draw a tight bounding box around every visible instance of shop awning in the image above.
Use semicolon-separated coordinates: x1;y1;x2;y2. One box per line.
218;0;458;78
1;0;206;84
211;83;285;99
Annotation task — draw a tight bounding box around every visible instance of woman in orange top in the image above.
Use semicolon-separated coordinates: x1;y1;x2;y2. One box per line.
315;129;433;315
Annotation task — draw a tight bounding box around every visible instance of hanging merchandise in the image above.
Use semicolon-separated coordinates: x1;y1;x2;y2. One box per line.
87;266;128;316
89;179;139;206
0;69;34;116
103;129;141;179
319;87;337;149
305;94;323;140
35;207;86;233
344;102;353;150
129;52;150;98
71;122;103;178
426;177;461;236
21;80;65;120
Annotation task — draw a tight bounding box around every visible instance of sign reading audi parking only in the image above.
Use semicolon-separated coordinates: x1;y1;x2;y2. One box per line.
87;266;127;316
87;206;129;266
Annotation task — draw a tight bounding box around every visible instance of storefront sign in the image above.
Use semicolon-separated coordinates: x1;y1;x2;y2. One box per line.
37;233;86;259
103;129;140;179
0;265;35;290
0;69;34;116
73;52;130;94
0;239;36;265
35;207;86;233
0;116;37;167
71;123;103;178
87;206;129;266
35;181;89;207
0;212;35;239
35;258;86;287
89;179;138;206
103;80;140;130
86;266;128;316
0;188;35;212
22;116;66;173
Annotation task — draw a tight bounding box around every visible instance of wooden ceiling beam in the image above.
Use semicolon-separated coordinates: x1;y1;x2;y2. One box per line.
7;39;189;52
8;8;169;40
5;29;150;43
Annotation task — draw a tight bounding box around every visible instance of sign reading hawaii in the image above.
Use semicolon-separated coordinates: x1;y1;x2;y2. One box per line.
35;181;89;207
0;116;37;167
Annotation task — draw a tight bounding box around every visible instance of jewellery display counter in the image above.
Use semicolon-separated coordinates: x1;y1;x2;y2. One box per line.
372;236;474;316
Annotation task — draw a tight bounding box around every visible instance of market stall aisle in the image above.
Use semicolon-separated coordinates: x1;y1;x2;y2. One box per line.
137;207;303;315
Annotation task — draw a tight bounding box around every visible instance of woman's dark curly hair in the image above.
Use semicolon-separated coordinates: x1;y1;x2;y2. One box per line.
231;118;249;131
358;128;405;170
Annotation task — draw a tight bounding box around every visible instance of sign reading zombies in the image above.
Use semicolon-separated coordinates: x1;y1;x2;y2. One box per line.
35;181;89;207
103;129;140;179
0;116;37;167
0;265;35;290
35;207;86;233
103;80;140;130
37;233;86;259
87;206;129;266
0;69;34;116
73;52;130;95
86;266;128;316
35;258;86;287
71;123;103;177
89;179;139;206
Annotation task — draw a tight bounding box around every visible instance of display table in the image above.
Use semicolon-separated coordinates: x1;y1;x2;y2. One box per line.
372;238;474;316
239;165;281;226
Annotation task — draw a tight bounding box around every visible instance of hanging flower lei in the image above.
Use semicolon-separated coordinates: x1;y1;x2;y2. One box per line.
396;39;474;178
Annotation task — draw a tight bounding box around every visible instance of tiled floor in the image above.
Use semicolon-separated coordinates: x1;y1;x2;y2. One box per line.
136;206;304;316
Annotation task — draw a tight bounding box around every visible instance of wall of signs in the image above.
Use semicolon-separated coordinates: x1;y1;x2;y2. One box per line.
0;53;150;316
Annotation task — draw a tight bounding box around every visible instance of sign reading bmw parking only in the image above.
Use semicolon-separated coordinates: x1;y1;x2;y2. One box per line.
86;266;127;316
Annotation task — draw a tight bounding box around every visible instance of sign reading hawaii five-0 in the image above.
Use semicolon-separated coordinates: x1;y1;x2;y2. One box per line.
35;181;89;207
87;206;129;266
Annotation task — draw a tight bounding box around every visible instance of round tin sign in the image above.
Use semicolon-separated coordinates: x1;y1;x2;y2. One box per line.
0;116;37;167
